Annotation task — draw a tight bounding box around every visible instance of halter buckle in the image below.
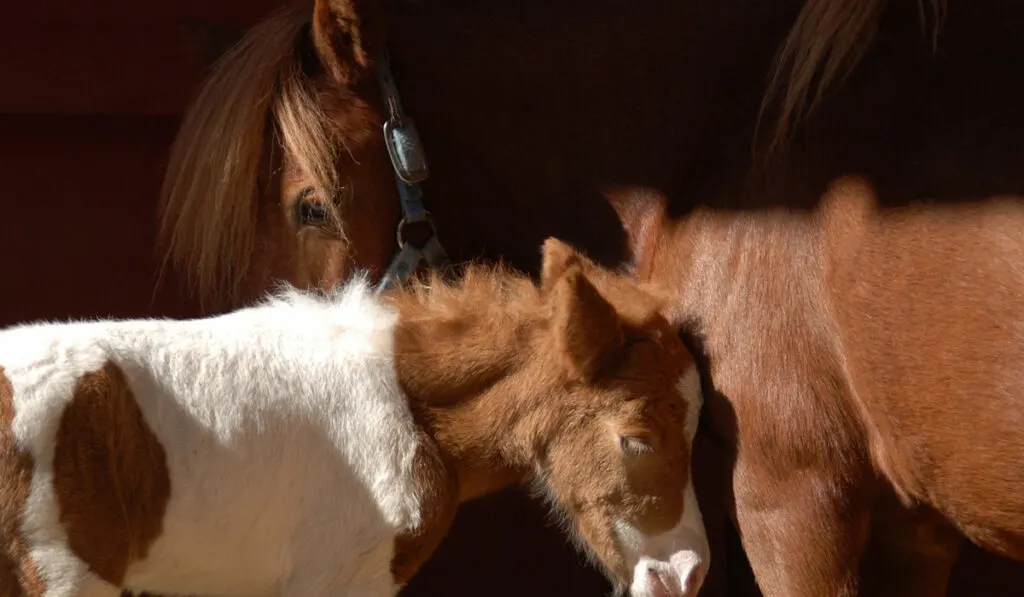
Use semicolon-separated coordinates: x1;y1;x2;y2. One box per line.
384;115;430;184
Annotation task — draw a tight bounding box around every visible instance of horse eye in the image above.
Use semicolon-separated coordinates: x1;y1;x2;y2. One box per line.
297;198;330;226
619;435;653;457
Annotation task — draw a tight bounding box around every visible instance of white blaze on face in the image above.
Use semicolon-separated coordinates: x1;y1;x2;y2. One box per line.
616;366;709;597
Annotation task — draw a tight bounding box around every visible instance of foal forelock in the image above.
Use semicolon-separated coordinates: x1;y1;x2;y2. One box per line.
761;0;947;153
158;6;346;310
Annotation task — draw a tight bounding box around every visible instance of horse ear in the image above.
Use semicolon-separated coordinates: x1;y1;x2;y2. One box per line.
540;237;585;292
551;267;625;381
311;0;385;86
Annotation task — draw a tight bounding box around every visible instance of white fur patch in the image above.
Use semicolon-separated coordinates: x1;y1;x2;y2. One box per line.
1;276;425;596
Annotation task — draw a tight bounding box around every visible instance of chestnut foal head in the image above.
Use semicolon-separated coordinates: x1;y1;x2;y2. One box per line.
388;238;709;597
532;240;709;597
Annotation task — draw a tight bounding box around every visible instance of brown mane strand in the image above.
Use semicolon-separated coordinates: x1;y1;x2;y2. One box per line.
384;264;542;334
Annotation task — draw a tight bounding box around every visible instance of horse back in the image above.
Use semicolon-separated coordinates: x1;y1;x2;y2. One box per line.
822;184;1024;557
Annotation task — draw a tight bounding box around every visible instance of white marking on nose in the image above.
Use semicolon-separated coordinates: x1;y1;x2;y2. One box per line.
619;365;710;597
616;477;709;597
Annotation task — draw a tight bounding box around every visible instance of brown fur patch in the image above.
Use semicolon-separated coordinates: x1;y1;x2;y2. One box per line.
53;362;171;586
0;366;47;597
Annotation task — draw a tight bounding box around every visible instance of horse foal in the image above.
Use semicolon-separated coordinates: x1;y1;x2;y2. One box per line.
0;238;708;597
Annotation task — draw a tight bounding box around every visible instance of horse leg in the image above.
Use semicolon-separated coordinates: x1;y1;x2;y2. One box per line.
859;490;962;597
731;459;871;597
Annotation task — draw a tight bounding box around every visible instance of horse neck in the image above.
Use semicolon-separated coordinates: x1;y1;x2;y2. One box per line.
413;395;533;501
389;292;553;501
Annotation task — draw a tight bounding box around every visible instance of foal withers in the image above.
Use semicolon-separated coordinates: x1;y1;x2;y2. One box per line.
0;238;708;597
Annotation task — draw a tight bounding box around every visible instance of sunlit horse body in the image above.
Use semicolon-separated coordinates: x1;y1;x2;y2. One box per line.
0;239;707;597
158;0;1024;594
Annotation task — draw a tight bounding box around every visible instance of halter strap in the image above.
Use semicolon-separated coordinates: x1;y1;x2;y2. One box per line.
375;49;451;294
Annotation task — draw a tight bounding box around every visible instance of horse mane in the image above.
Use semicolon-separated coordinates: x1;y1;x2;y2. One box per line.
761;0;947;153
255;264;541;340
385;264;543;326
157;6;344;310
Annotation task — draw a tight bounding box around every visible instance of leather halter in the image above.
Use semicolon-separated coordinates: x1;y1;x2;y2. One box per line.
374;50;450;293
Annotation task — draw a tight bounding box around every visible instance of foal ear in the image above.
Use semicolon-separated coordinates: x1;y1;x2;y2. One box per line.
540;237;586;292
311;0;385;86
552;267;625;380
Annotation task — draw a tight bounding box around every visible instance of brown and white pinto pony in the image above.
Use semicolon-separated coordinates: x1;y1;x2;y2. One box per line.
158;0;1024;595
0;239;708;597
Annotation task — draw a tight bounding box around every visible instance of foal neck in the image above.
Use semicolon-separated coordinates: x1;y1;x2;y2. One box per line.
385;271;555;500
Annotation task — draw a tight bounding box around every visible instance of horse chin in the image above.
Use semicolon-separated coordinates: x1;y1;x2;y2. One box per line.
628;551;707;597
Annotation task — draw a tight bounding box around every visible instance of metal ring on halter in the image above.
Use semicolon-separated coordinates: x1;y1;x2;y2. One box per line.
396;213;438;250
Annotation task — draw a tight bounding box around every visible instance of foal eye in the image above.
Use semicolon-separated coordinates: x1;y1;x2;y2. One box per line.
619;435;653;457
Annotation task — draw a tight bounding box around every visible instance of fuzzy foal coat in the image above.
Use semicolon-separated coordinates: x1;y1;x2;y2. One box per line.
0;279;429;597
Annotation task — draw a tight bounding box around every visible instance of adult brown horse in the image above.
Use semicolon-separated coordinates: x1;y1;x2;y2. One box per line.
158;0;1024;595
